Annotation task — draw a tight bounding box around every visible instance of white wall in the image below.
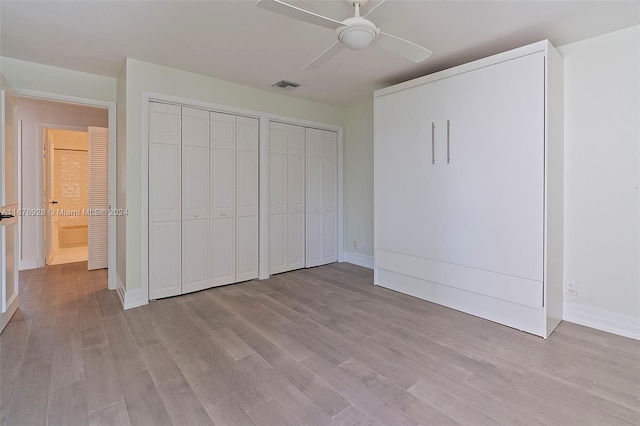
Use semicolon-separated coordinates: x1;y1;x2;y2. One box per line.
17;99;108;269
0;57;117;102
122;58;344;291
559;25;640;322
342;99;374;263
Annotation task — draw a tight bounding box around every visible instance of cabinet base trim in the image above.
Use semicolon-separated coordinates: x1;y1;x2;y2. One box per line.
563;303;640;340
375;268;550;338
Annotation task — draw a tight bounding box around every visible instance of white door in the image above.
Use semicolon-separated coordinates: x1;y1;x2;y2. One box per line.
322;130;338;264
88;126;109;270
181;107;210;294
269;122;287;274
149;102;182;299
1;75;19;333
42;129;55;264
235;116;259;282
305;128;323;267
210;112;236;286
287;125;306;270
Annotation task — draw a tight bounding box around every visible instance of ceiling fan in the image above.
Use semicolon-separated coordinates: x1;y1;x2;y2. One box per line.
256;0;432;70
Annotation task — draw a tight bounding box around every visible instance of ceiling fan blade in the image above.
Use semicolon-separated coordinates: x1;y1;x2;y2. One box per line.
302;41;345;70
363;0;393;26
376;32;432;63
256;0;344;30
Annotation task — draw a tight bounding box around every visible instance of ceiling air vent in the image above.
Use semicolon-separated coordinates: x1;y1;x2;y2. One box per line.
272;80;300;90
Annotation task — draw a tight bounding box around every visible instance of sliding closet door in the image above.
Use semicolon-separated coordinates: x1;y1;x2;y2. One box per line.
210;112;236;286
305;128;323;267
269;122;287;274
236;116;259;282
287;125;306;270
149;102;181;299
322;130;338;264
181;107;210;294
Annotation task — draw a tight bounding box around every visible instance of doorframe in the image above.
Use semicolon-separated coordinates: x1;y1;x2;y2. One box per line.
38;123;87;266
15;89;117;291
140;91;344;306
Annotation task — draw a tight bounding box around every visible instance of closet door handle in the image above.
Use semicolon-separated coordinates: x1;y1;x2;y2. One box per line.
446;120;451;164
431;122;435;165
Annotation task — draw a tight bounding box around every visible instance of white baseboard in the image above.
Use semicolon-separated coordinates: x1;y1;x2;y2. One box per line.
563;302;640;340
123;287;147;310
343;251;374;269
116;275;147;310
19;257;41;271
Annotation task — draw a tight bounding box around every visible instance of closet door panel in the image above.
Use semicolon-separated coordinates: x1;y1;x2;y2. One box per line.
322;131;338;263
287;125;306;270
305;128;323;267
236;116;258;281
269;123;287;273
211;218;235;285
150;222;181;298
149;102;181;299
211;112;236;285
182;107;210;293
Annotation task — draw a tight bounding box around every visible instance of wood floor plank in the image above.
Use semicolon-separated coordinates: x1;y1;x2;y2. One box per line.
120;370;172;426
83;342;125;413
88;402;132;426
46;380;89;426
4;326;56;426
155;376;215;426
0;319;31;424
302;355;419;426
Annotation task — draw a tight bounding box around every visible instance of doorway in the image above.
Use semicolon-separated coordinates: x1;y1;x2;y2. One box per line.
43;128;90;265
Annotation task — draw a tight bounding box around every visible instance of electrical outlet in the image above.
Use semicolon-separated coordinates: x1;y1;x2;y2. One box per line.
566;281;577;296
353;240;358;250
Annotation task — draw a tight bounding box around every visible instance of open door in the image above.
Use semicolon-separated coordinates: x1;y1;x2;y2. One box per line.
42;129;55;264
1;74;19;334
88;126;108;270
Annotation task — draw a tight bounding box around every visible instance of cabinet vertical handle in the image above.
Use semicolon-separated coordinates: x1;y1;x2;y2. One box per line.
447;120;451;164
431;122;435;165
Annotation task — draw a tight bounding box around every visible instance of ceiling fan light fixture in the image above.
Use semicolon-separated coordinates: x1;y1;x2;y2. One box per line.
338;24;378;50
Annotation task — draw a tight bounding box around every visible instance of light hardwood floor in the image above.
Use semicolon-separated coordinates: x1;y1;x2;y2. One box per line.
1;262;638;426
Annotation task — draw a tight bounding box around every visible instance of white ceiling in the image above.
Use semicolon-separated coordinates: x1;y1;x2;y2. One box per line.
1;1;638;106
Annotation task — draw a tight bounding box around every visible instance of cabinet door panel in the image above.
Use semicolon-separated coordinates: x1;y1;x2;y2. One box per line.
436;53;545;280
306;211;322;267
375;81;447;258
269;122;288;273
237;215;258;281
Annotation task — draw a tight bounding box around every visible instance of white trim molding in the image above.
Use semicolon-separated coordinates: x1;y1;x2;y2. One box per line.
343;251;374;269
563;302;640;340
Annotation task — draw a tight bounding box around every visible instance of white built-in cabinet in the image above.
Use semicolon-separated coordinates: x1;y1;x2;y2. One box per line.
149;102;258;299
269;122;338;274
374;41;564;338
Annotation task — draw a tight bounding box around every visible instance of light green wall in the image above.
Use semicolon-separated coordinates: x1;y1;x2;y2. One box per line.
0;57;117;102
342;99;374;257
124;58;344;290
